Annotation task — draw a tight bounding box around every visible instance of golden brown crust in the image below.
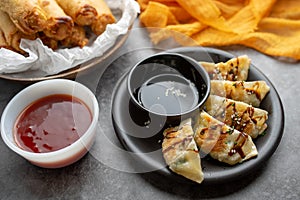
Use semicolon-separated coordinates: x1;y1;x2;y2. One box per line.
0;0;47;34
0;0;115;53
162;119;203;183
210;80;270;107
162;121;195;164
0;10;36;54
60;25;88;48
200;55;250;81
205;95;268;138
38;32;59;50
40;0;74;41
90;0;116;35
55;0;97;26
0;29;9;48
194;111;258;165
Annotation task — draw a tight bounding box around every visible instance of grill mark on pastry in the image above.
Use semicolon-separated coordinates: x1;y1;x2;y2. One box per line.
164;126;184;139
200;127;208;135
251;116;258;124
225;100;234;109
234;59;239;81
228;58;239;81
199;123;224;136
252;115;267;124
255;82;262;100
162;136;193;154
164;130;177;139
236;56;240;66
247;106;254;117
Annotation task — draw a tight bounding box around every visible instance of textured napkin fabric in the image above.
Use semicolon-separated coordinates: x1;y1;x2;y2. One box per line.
138;0;300;60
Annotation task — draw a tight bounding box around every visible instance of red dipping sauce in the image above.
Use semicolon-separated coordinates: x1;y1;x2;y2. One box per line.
13;94;92;153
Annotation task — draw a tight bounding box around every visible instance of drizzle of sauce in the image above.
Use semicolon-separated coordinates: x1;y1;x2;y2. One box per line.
14;94;92;153
200;127;208;135
245;82;262;100
162;136;193;154
224;99;256;132
164;130;178;139
228;132;248;158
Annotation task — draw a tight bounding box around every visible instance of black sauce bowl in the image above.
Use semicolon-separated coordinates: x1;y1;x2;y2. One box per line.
127;53;210;134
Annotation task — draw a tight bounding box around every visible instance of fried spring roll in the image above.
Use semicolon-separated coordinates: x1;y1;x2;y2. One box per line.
0;30;10;50
0;10;36;54
40;0;74;41
38;32;59;50
60;25;88;48
0;0;47;34
56;0;97;26
91;0;116;35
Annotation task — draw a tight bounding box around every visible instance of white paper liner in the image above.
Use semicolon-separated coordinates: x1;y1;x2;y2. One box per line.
0;0;140;75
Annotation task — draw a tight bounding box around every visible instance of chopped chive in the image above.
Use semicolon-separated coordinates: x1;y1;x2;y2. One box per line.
260;131;267;136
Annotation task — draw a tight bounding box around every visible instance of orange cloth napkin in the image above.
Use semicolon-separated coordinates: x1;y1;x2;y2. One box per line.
138;0;300;60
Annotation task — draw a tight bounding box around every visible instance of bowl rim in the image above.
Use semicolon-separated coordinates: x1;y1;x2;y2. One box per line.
0;79;99;158
127;52;211;117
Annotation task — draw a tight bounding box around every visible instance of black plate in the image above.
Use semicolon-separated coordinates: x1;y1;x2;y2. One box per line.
111;47;284;185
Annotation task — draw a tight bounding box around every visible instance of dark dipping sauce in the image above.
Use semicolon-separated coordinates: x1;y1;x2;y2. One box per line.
14;94;92;153
137;74;199;115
